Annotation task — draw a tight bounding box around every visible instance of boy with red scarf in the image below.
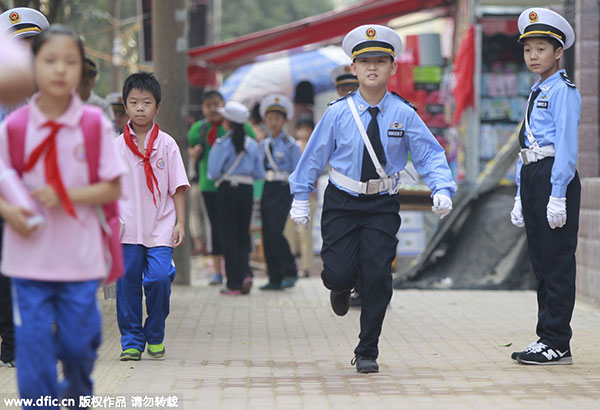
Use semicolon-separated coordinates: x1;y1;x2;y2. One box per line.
116;72;189;361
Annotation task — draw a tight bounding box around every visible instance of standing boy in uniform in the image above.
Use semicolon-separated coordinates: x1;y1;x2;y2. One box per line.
116;72;189;361
259;94;301;290
509;8;581;365
289;24;455;373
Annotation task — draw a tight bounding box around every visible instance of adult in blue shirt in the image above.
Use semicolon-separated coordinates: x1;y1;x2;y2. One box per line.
208;101;265;296
509;8;581;365
258;94;301;291
289;24;456;373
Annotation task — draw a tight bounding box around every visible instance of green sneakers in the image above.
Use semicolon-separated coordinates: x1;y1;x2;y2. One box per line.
119;344;165;360
147;343;166;359
119;348;141;361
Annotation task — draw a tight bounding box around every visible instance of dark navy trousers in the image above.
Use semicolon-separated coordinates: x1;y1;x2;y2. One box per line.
320;183;400;359
260;181;297;284
216;181;254;290
520;157;580;350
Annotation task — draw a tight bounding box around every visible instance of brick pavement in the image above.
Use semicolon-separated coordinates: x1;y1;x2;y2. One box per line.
1;257;600;409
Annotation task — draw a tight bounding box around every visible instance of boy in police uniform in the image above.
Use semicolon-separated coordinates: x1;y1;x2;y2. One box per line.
509;8;581;365
0;6;49;369
331;64;359;97
289;25;455;373
259;94;301;290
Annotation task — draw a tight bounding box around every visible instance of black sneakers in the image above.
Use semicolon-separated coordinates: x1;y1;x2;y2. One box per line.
330;290;351;316
351;355;379;373
515;343;572;365
511;341;541;362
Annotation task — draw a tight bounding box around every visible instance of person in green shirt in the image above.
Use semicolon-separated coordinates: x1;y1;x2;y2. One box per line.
188;91;255;285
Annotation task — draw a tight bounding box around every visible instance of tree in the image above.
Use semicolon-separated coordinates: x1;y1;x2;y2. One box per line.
220;0;334;41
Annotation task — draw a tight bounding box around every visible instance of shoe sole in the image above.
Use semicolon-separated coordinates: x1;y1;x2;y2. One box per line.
119;355;141;361
330;292;350;316
147;352;165;359
517;357;573;365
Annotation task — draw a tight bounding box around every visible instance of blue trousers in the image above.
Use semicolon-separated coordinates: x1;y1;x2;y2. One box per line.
116;245;175;351
12;278;101;410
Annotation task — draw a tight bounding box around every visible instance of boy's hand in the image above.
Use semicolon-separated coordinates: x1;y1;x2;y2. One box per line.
1;204;37;236
31;186;60;208
172;223;185;247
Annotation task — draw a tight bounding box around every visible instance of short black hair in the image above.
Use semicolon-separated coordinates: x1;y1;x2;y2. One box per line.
122;72;161;105
202;90;224;104
32;25;85;73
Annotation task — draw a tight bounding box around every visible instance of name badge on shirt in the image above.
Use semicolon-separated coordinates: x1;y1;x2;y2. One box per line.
388;129;405;138
537;101;549;109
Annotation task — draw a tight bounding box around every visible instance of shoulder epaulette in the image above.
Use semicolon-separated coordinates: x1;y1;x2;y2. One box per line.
282;135;294;145
560;72;576;88
391;91;418;111
327;91;355;106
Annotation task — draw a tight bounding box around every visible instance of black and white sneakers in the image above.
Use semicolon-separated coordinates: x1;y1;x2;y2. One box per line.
513;342;572;365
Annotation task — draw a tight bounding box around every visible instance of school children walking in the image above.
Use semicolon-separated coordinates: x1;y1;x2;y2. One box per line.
259;94;301;290
207;101;264;295
116;72;189;361
289;24;455;373
0;25;126;404
509;8;581;365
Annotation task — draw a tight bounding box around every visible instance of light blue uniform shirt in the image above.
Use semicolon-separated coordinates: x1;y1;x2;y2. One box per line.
260;133;301;173
289;90;456;200
516;69;581;197
207;134;265;181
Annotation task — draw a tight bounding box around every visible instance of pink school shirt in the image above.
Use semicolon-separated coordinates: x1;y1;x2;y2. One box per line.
117;122;189;248
0;93;128;281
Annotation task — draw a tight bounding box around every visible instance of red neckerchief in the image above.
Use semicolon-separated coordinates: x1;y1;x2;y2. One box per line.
123;123;161;206
24;121;76;218
207;120;223;146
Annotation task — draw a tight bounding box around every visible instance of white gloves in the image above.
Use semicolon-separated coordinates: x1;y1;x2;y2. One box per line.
547;196;566;229
290;199;310;226
510;197;525;227
432;193;452;219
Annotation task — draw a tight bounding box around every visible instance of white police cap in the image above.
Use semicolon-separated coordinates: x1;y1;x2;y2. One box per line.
0;7;49;39
259;94;294;121
330;64;358;88
518;8;574;50
217;101;250;124
342;24;402;60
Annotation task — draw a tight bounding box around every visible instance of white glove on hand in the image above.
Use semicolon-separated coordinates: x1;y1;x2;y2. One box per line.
547;196;566;229
290;199;310;227
432;193;452;219
510;196;525;227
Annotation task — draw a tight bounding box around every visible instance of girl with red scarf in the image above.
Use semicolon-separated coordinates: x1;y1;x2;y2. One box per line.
116;72;189;361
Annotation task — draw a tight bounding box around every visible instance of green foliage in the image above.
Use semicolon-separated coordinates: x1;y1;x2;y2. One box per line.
221;0;334;41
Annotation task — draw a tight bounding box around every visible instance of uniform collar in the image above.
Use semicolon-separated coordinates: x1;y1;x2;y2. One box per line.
29;91;84;130
532;69;565;94
126;120;159;151
353;89;391;114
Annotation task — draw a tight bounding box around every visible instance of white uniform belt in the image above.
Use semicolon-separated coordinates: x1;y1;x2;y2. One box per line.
222;174;254;186
329;167;400;195
265;170;289;182
519;144;555;165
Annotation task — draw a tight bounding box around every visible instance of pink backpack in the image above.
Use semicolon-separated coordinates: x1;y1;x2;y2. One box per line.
6;105;125;284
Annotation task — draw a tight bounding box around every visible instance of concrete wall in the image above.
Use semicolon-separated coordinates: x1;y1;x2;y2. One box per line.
575;0;600;303
577;179;600;301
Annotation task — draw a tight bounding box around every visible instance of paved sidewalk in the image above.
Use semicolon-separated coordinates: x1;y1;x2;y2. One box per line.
2;258;600;409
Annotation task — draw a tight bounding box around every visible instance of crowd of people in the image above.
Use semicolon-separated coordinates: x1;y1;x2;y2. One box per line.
0;3;583;408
